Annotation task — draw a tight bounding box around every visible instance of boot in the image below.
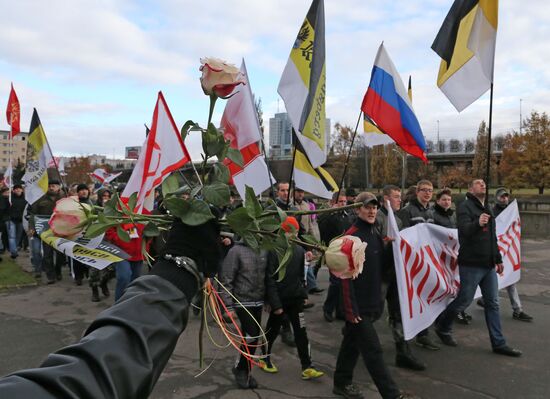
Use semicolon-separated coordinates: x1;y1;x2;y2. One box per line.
91;286;100;302
100;280;110;297
395;341;426;371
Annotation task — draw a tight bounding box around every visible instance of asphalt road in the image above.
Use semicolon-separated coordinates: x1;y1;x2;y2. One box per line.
0;239;549;398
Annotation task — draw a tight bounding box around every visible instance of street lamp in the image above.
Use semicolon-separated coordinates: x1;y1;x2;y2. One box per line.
393;148;406;191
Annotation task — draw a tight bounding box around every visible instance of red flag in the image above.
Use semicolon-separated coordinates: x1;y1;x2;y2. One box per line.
6;83;20;137
122;92;191;213
221;60;273;199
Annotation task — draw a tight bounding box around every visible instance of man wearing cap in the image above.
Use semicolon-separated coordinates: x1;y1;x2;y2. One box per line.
476;188;533;322
6;184;27;259
29;180;65;284
435;179;522;357
333;192;412;399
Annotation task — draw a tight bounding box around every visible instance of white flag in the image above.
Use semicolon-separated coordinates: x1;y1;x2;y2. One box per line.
122;92;191;213
389;200;521;340
221;59;274;200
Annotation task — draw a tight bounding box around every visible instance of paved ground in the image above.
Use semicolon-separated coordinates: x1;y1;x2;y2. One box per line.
0;239;549;398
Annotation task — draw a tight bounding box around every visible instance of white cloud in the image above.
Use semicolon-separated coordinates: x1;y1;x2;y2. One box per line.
0;0;548;160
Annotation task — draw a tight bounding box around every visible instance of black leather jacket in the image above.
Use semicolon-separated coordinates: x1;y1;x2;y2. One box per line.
0;261;197;399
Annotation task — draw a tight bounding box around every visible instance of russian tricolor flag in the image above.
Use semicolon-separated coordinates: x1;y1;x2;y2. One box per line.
361;43;427;162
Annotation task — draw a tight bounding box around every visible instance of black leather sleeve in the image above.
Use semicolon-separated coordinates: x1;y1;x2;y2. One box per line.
0;273;194;399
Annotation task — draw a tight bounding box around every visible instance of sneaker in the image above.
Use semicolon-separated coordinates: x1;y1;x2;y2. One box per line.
477;298;485;308
415;335;440;351
258;359;278;373
308;287;324;295
10;253;18;259
435;329;458;347
333;383;364;399
493;345;522;357
456;311;471;325
301;367;324;380
513;311;533;322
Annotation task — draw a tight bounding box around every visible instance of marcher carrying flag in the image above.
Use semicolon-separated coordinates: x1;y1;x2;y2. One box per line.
432;0;498;112
22;109;55;204
362;43;427;161
278;0;327;168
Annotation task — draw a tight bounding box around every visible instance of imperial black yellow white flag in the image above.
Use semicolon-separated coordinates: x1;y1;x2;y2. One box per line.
23;109;54;204
432;0;498;112
278;0;326;168
293;143;337;200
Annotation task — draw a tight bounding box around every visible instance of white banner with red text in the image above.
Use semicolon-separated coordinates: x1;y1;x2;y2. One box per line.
387;200;521;340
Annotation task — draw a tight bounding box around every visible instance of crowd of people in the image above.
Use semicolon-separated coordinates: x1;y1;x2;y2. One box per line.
0;177;533;399
2;180;146;304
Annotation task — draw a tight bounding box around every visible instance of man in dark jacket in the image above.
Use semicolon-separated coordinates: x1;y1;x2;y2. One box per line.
261;243;324;381
73;184;91;286
377;185;426;371
29;180;64;284
435;179;522;357
319;192;351;323
333;192;411;399
219;242;274;389
431;188;456;228
398;180;438;351
6;184;27;259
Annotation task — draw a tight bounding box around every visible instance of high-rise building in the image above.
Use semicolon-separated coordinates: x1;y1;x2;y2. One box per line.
268;113;331;159
0;130;28;170
269;112;293;159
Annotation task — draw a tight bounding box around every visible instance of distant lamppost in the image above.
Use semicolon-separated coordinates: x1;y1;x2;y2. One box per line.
393;148;406;191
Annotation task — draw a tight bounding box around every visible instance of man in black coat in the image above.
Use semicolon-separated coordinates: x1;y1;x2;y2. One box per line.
6;184;27;259
333;192;412;399
435;179;522;357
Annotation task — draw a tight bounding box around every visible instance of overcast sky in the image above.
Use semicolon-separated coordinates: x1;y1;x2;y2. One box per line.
0;0;548;159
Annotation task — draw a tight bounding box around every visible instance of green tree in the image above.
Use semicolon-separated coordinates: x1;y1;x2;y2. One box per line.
501;111;550;194
66;156;92;185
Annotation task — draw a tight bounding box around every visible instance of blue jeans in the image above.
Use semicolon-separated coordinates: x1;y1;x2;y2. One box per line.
7;221;23;256
30;236;43;275
115;260;143;301
436;266;506;349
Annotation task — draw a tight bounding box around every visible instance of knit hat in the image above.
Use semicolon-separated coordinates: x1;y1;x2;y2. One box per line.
76;183;89;192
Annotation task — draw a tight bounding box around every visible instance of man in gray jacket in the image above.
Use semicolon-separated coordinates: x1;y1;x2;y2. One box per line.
219;242;275;389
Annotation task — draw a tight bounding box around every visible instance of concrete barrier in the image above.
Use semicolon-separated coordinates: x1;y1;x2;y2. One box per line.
519;211;550;238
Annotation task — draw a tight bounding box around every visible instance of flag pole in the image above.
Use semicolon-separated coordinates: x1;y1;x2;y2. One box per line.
484;83;494;205
259;129;275;199
8;120;13;204
335;110;363;201
43;130;68;196
286;129;298;208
